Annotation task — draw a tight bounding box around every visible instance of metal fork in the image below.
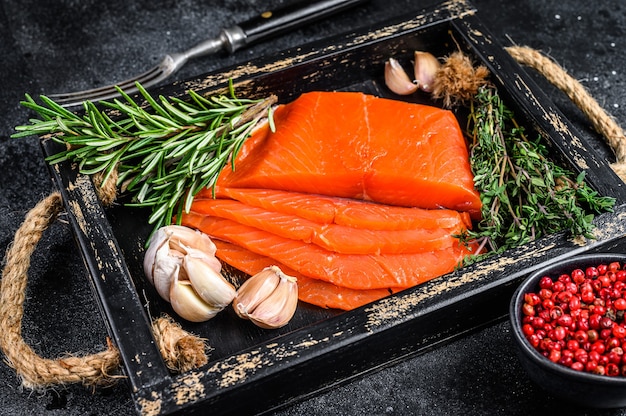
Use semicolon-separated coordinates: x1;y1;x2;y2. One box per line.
48;0;368;107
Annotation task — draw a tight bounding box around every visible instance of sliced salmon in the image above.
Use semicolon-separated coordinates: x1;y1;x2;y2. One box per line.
210;187;337;224
202;187;473;231
189;198;465;254
216;91;481;218
214;240;402;310
180;212;474;290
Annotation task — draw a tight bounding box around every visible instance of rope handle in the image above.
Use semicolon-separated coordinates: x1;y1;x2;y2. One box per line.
0;192;208;389
505;45;626;180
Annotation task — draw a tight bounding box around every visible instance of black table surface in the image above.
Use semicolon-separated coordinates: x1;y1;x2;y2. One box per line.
1;0;626;415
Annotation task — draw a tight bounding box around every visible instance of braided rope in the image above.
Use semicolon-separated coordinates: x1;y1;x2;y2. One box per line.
0;189;207;389
0;193;120;388
506;45;626;180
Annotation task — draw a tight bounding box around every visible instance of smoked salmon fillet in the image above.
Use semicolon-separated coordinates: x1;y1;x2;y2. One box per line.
180;212;475;290
216;91;482;218
200;187;473;231
189;198;466;254
214;240;402;310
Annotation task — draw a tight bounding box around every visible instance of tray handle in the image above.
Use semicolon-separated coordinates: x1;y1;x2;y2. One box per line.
0;191;207;389
506;45;626;181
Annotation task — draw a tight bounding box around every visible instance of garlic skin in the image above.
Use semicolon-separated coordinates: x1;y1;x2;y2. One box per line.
144;225;233;322
178;244;222;274
384;58;419;95
165;224;218;256
413;51;441;93
233;265;298;329
144;229;181;301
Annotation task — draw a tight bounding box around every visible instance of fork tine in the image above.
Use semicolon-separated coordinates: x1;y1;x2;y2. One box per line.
47;58;173;108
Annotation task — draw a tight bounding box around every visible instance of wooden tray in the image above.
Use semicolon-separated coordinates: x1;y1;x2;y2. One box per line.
41;0;626;414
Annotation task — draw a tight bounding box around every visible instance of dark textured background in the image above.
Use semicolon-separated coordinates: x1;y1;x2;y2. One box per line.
1;0;625;415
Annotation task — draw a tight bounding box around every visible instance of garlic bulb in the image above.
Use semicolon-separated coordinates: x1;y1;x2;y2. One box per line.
144;225;235;322
413;51;441;93
233;265;298;329
384;58;419;95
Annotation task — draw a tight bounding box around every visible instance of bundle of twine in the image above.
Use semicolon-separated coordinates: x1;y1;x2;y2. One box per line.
0;45;624;390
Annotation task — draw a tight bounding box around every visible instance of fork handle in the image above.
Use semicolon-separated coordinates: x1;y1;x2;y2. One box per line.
225;0;369;53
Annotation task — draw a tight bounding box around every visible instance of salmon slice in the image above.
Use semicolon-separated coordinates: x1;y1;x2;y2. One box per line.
214;240;402;310
180;212;474;290
216;91;481;218
205;187;337;224
190;198;464;254
202;187;473;231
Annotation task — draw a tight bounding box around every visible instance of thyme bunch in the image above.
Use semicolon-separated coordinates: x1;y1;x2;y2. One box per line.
462;85;615;260
13;82;277;234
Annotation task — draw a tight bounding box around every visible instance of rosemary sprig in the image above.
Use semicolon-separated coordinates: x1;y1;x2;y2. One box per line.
462;85;615;261
12;82;277;234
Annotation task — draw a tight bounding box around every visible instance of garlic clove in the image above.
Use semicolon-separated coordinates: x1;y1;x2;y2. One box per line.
165;225;217;257
234;265;298;329
384;58;419;95
233;266;281;318
183;254;236;309
247;274;298;329
170;267;222;322
413;51;441;93
176;244;222;274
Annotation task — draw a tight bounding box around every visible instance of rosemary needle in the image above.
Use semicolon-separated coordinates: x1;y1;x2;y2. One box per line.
12;82;277;236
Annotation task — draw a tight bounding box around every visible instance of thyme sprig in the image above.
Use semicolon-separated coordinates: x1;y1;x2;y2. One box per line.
13;82;277;234
462;85;615;261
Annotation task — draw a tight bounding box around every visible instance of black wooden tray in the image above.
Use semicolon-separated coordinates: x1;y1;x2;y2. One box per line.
41;1;626;414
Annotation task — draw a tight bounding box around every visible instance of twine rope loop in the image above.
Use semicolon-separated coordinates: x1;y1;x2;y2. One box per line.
0;186;207;389
505;45;626;179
